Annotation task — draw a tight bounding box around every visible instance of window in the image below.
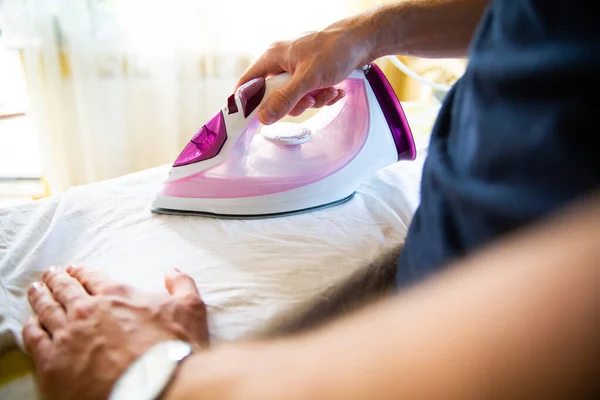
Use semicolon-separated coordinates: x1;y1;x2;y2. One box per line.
0;35;45;207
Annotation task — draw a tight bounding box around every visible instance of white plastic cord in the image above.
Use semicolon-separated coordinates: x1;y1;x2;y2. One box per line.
385;55;452;93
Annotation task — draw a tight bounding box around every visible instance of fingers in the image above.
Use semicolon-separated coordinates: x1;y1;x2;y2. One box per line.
258;71;319;125
165;267;200;297
27;282;67;334
67;265;128;296
289;95;316;117
325;88;346;106
42;266;89;310
22;315;51;361
235;52;284;91
288;87;347;117
312;87;342;108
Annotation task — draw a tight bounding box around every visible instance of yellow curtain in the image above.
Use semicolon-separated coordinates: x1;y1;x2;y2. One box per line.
376;56;426;102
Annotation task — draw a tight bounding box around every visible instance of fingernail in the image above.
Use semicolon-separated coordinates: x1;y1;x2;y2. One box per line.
67;265;82;275
42;266;59;279
327;87;338;95
259;105;276;125
338;89;346;97
173;267;182;273
30;282;43;292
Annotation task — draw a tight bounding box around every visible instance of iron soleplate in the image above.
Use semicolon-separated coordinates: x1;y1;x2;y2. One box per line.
150;193;356;220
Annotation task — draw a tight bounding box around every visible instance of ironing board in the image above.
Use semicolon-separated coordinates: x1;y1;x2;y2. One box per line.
0;101;438;399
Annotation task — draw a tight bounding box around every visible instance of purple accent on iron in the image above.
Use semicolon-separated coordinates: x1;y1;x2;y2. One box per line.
173;111;227;167
238;77;266;118
227;94;238;115
364;63;416;161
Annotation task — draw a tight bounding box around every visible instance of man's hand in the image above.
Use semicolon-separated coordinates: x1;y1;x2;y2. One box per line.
22;265;208;400
236;19;372;125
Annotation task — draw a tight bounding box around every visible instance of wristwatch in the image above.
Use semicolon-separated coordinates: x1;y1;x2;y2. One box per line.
108;340;194;400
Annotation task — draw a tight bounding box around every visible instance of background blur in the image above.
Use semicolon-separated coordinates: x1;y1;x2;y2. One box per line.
0;0;466;206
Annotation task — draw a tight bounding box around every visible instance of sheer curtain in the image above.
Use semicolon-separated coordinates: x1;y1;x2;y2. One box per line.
2;0;365;192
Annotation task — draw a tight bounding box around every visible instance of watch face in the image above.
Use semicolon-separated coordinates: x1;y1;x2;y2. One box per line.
109;341;192;400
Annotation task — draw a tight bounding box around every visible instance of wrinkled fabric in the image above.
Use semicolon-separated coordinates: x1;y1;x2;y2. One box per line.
1;152;425;354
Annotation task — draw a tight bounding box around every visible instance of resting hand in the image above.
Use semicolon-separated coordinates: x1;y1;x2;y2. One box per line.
236;18;372;125
22;265;208;400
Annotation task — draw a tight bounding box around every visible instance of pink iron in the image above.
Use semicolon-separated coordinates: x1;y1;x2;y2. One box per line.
151;63;416;218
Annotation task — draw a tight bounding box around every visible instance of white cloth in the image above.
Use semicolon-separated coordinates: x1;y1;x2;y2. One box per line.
0;153;425;354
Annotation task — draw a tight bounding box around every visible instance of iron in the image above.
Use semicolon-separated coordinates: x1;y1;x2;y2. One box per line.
151;63;416;219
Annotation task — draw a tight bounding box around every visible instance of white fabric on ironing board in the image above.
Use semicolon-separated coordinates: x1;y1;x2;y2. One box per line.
0;149;425;354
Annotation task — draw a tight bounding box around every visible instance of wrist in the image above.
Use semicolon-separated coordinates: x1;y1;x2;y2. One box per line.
108;340;195;400
160;342;261;400
161;339;317;400
337;5;403;64
321;13;380;67
353;11;388;64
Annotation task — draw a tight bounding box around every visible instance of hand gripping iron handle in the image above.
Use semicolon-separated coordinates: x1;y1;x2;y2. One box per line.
231;68;367;121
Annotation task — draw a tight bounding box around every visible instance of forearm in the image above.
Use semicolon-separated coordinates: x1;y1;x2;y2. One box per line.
341;0;490;60
292;194;600;398
165;192;600;399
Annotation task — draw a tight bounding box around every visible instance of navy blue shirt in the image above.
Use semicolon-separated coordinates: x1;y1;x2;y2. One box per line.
397;0;600;287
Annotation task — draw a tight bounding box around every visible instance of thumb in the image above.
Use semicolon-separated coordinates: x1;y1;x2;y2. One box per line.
258;72;318;125
165;267;200;297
